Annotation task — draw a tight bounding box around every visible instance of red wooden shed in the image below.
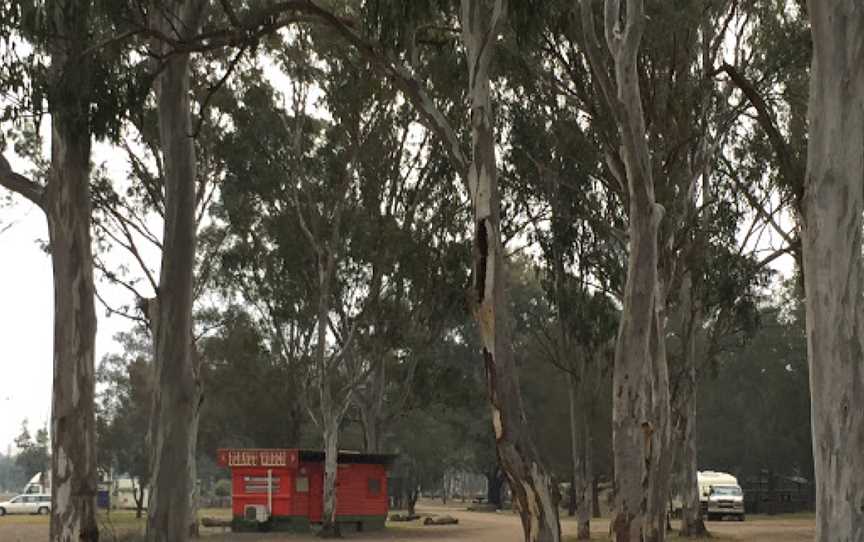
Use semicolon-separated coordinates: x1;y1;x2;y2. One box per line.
216;448;396;532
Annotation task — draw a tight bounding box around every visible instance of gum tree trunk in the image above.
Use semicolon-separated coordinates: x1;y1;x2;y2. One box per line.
146;2;207;541
802;3;864;541
580;1;667;540
310;3;561;539
646;286;672;542
0;3;99;539
676;276;706;537
568;369;592;540
320;417;341;537
46;42;101;542
359;361;386;453
461;1;561;540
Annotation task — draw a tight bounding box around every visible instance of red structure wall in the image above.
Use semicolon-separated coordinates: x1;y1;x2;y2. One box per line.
217;448;391;530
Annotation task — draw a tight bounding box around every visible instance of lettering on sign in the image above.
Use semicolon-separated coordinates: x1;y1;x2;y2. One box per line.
218;449;298;467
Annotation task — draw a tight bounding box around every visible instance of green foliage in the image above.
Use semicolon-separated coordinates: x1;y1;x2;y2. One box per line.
12;420;49;479
0;1;149;143
96;329;152;484
0;451;26;493
213;478;232;498
698;293;812;479
197;308;308;451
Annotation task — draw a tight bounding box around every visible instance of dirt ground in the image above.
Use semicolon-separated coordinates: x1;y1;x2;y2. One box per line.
0;502;815;541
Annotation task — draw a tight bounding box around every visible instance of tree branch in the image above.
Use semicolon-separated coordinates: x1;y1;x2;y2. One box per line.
711;62;800;197
0;155;45;209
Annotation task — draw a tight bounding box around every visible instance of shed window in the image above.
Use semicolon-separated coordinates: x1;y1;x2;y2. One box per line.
368;478;381;496
295;476;309;493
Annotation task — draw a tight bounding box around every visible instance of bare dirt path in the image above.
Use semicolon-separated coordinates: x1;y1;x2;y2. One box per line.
0;502;815;541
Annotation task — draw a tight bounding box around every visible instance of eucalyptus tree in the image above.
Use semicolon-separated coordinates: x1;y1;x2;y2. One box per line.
801;3;864;539
136;2;211;540
301;3;563;538
0;2;140;539
526;1;765;538
209;27;472;533
577;2;673;538
502;63;621;537
96;329;153;519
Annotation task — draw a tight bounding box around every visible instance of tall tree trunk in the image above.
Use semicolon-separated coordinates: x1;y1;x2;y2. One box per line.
577;358;594;540
580;2;665;540
146;3;207;541
0;2;103;539
676;274;706;537
645;285;672;542
802;4;864;541
45;47;100;542
359;360;386;453
568;368;591;539
461;2;560;540
487;467;504;509
135;484;145;519
568;372;578;519
320;417;341;538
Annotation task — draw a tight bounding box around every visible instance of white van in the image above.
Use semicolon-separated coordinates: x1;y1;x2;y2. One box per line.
0;494;52;516
699;471;745;521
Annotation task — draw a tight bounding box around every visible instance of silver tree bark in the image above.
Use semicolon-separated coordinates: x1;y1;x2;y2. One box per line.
45;104;101;542
802;3;864;541
146;2;208;541
0;2;99;539
675;274;706;537
462;1;561;541
579;1;668;540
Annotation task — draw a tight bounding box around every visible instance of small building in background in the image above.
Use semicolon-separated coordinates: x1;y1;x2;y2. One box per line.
742;470;814;514
217;448;396;532
111;477;148;510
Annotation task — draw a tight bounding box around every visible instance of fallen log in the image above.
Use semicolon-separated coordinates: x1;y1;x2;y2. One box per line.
423;516;458;526
390;513;421;522
201;517;232;528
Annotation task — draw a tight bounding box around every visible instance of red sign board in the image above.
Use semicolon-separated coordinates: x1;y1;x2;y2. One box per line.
217;448;298;468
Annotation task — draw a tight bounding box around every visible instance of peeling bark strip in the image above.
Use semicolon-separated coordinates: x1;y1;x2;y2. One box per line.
803;3;864;541
461;1;561;541
146;2;208;542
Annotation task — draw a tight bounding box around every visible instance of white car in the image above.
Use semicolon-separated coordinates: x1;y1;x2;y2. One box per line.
0;494;52;516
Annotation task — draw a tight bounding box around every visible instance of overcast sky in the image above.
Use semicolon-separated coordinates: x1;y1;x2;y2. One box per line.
0;198;133;454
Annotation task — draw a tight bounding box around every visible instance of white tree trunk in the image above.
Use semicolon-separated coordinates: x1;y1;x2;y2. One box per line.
146;3;207;541
461;2;561;540
803;4;864;541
